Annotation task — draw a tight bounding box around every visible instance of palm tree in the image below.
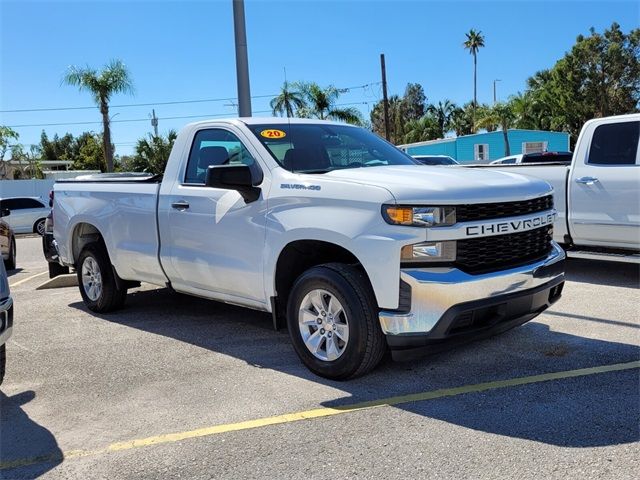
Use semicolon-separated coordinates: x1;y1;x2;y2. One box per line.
128;130;178;175
64;60;133;172
270;81;306;117
427;100;457;138
476;102;516;156
402;115;440;144
463;29;485;126
298;82;363;125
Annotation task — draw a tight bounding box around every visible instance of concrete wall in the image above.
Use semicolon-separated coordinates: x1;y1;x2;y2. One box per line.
0;179;55;200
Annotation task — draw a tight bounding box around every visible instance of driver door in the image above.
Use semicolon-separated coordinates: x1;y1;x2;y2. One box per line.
158;127;268;305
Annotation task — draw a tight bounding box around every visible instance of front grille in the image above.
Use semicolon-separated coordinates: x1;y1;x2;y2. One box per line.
456;226;553;274
456;195;553;222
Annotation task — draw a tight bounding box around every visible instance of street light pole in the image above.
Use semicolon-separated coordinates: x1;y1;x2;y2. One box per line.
233;0;252;117
493;79;501;105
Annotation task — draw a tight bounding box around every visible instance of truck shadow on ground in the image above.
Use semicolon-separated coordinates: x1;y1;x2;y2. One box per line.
68;275;640;450
564;258;639;288
0;390;63;478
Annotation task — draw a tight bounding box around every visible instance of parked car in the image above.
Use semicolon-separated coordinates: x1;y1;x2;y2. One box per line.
490;151;573;165
0;197;49;235
476;114;639;263
0;207;16;270
49;118;565;379
412;155;459;166
0;260;13;385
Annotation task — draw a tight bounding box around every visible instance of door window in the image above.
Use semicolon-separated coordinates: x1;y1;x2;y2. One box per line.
587;121;639;165
184;129;257;184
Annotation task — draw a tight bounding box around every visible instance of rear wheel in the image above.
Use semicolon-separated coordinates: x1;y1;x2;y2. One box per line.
77;243;127;312
287;263;386;380
34;218;46;236
4;237;16;271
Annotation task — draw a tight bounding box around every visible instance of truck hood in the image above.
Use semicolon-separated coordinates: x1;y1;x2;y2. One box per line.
324;165;553;204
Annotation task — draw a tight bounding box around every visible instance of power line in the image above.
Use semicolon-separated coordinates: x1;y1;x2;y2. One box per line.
5;102;371;128
0;82;381;114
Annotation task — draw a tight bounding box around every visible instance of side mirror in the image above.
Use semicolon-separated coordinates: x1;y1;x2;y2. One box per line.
205;164;262;203
0;208;10;217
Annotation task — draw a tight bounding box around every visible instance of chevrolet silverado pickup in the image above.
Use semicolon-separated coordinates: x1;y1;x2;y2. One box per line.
50;118;565;379
475;114;640;263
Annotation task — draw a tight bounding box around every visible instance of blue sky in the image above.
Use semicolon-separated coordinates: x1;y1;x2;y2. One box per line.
1;0;638;156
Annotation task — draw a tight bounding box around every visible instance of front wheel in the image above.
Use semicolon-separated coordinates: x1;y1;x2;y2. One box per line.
77;243;127;313
287;263;386;380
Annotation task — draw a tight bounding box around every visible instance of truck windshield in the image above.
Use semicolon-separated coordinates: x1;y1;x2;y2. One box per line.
247;123;418;173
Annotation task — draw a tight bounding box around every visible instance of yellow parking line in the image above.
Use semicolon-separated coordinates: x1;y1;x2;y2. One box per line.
1;360;638;471
9;270;48;288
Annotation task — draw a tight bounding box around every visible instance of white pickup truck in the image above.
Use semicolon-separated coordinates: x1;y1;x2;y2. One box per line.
51;118;565;379
475;114;640;263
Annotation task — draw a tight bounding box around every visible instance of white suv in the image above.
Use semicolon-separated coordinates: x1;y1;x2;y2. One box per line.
0;197;50;235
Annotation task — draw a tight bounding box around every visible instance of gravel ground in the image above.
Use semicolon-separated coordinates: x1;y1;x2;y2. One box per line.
1;237;638;479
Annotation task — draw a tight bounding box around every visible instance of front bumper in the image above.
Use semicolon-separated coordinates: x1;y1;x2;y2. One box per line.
0;296;14;346
379;242;566;358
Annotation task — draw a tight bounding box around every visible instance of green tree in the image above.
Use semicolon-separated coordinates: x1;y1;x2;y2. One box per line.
10;144;44;179
508;92;538;130
525;23;639;143
463;29;485;112
0;126;19;161
63;59;134;172
270;81;306;117
402;115;440;144
476;102;516;156
370;83;428;143
297;82;363;124
73;132;107;171
401;83;427;121
427;100;457;138
39;131;75;160
124;130;178;174
449;103;475;136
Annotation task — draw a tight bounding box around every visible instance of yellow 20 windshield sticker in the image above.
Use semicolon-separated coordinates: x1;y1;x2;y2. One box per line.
260;129;287;139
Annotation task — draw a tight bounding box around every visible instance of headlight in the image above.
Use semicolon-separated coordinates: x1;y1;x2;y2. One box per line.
382;205;456;227
401;241;457;263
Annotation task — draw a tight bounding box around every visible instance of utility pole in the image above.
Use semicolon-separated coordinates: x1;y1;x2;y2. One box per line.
233;0;252;117
380;53;390;141
150;109;158;137
493;79;501;105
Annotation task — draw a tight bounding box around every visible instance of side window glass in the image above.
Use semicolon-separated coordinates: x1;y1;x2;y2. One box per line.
184;129;256;184
4;199;20;209
588;121;639;165
23;199;44;208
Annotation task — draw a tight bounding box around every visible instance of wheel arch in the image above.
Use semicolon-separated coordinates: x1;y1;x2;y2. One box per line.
271;239;375;330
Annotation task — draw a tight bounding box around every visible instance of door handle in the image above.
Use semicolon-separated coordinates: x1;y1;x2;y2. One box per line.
575;176;599;185
171;201;190;210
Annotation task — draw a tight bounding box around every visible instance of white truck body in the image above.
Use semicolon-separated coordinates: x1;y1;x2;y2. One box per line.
473;114;640;260
52;118;566;378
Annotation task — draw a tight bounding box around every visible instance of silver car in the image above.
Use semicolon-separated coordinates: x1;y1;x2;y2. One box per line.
0;260;12;385
0;197;50;235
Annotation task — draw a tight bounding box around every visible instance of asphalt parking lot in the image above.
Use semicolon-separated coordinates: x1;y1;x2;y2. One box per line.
1;236;638;479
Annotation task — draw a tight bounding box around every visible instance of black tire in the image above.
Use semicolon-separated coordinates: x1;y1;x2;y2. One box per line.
4;237;16;271
286;263;386;380
77;242;127;313
0;344;6;386
48;261;69;279
34;218;46;236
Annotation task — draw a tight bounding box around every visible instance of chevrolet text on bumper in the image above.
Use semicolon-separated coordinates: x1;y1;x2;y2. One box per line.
50;117;566;379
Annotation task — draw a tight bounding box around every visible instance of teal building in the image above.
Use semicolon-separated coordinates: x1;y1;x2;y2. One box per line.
399;129;570;163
